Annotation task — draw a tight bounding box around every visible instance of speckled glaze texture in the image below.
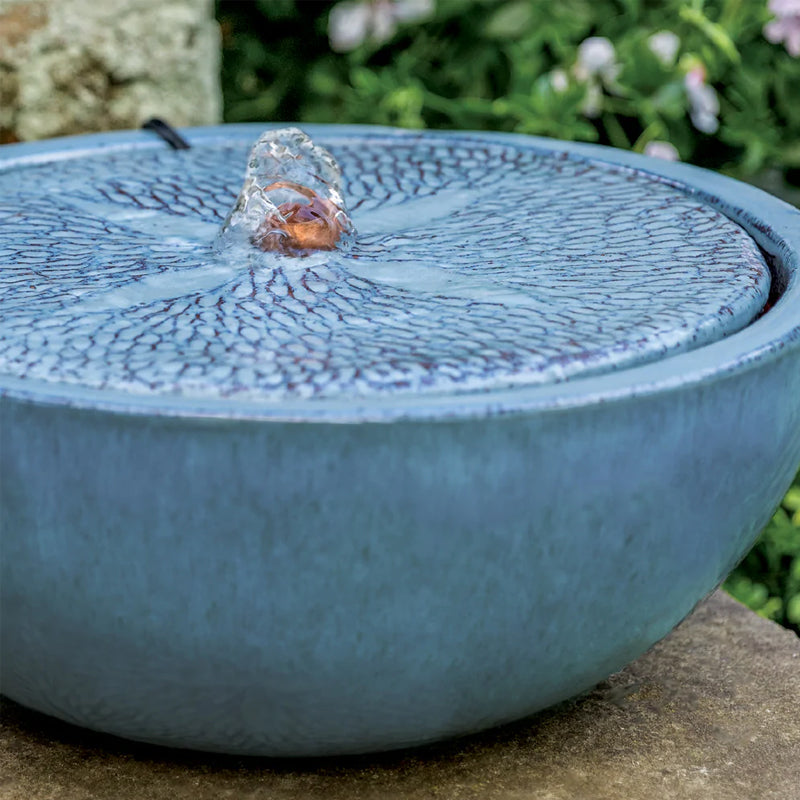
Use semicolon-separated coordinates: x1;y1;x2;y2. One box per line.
1;125;799;756
0;129;770;401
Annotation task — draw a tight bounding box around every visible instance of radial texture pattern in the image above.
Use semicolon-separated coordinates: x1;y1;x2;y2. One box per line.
0;132;771;402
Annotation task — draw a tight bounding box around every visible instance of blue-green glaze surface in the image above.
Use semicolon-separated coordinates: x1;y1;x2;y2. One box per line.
1;125;799;756
0;125;779;412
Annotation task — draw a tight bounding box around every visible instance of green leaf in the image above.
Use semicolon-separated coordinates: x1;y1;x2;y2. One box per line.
255;0;296;20
679;6;741;64
785;594;800;625
485;0;534;39
650;82;688;119
782;487;800;513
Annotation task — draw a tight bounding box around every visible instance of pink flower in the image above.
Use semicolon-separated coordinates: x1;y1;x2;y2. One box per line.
763;0;800;56
647;31;681;67
573;37;620;118
574;37;620;84
328;0;434;52
644;141;680;161
548;69;569;93
581;83;603;118
684;66;720;135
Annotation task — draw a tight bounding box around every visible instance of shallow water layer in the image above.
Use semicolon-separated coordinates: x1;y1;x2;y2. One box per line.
0;133;771;402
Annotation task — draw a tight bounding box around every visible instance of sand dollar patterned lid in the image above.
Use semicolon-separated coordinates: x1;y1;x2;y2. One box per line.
0;125;771;411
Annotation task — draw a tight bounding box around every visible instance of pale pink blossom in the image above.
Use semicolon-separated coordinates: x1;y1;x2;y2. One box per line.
575;37;620;84
329;2;372;52
763;0;800;56
573;37;620;118
392;0;434;21
549;68;569;93
647;31;680;66
328;0;434;52
684;66;720;134
644;141;680;161
581;83;603;118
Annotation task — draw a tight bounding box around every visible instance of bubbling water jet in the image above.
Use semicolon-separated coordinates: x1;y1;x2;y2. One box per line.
218;127;355;258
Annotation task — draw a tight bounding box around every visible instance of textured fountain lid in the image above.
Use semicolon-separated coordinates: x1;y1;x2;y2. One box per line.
0;126;771;409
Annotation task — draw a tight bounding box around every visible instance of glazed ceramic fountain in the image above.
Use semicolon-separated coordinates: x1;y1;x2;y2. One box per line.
1;124;799;756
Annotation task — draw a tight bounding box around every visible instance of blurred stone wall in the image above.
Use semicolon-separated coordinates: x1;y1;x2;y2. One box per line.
0;0;221;142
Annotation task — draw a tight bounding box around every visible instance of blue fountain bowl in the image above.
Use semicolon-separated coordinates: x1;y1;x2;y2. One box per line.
1;125;799;756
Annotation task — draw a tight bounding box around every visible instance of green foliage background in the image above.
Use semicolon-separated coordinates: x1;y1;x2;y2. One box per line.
217;0;800;179
216;0;800;632
725;472;800;634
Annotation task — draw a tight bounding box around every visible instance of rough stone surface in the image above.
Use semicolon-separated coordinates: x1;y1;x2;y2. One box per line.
1;591;798;800
0;0;221;142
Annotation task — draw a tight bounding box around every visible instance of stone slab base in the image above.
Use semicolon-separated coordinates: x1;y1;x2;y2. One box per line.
1;591;798;800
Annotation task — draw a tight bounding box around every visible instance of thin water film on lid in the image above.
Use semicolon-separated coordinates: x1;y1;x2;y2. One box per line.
0;130;772;403
218;128;355;257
